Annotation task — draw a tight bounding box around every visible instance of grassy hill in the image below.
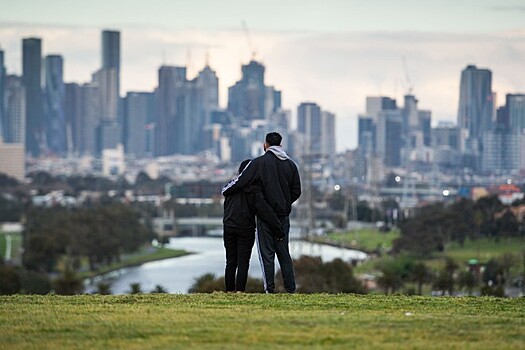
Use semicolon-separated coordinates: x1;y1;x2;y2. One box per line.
1;294;523;349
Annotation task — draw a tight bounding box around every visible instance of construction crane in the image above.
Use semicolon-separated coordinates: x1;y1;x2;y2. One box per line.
242;20;257;60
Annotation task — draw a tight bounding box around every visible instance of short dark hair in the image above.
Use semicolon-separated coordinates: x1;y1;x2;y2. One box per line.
239;159;251;174
265;132;282;146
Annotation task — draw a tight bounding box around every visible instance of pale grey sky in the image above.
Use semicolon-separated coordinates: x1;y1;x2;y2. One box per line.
1;0;524;150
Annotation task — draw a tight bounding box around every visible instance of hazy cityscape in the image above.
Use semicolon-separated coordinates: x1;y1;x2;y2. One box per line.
1;1;524;348
1;25;524;203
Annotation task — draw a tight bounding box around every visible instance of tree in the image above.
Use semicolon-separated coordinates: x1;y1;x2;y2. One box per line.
498;253;518;285
95;282;112;295
188;273;222;293
0;262;20;295
128;283;143;294
151;285;168;293
444;257;459;295
409;262;432;295
457;271;479;295
54;269;84;295
483;259;504;287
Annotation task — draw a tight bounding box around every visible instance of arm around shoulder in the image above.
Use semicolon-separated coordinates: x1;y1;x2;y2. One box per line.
221;160;258;197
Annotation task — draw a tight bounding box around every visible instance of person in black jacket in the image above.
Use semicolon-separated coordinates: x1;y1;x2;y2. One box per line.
222;132;301;293
223;159;283;292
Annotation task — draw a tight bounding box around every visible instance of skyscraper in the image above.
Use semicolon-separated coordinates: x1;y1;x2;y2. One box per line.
297;102;322;155
376;110;403;167
124;92;154;157
4;75;26;144
195;65;219;127
321;111;336;158
44;55;66;155
506;94;525;132
228;60;280;123
64;83;82;154
366;96;397;122
22;37;43;157
155;66;186;156
457;65;493;155
79;83;100;155
101;30;120;96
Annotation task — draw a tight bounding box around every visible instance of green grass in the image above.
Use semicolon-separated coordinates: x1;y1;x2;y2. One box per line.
423;237;525;271
442;237;525;263
78;247;190;279
1;294;523;349
321;228;400;252
0;231;22;261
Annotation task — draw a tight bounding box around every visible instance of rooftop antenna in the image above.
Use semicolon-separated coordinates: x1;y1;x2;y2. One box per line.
402;56;414;95
205;46;210;67
241;20;257;61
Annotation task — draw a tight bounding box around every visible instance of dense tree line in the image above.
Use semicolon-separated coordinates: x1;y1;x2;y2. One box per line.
374;253;521;296
188;256;366;294
394;195;522;257
22;204;155;273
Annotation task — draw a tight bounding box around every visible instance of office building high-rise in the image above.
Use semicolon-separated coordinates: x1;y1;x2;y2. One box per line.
4;75;26;144
195;65;219;126
376;110;403;167
321;111;336;158
366;96;397;122
124;92;154;157
358;115;375;157
482;130;522;174
297;102;336;161
44;55;66;155
418;110;432;147
155;66;186;156
64;83;82;154
79;83;100;155
506;94;525;132
457;65;493;155
22;37;43;157
102;30;120;96
297;102;322;155
228;60;280;123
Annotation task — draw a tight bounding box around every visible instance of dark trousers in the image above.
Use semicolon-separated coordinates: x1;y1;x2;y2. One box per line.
256;216;296;293
223;226;255;292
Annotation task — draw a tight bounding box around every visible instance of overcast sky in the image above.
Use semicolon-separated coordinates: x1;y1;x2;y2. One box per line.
1;0;524;150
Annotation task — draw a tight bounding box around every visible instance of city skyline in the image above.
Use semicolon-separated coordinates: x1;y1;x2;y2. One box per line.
1;1;524;150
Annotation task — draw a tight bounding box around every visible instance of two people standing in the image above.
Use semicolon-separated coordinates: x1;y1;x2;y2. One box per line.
222;132;301;293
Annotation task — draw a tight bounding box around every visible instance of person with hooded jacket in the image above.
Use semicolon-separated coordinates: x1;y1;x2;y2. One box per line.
223;159;284;292
222;132;301;293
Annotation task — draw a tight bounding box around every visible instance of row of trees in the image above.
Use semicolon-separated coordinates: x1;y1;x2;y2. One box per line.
375;253;520;297
23;204;155;273
394;195;524;257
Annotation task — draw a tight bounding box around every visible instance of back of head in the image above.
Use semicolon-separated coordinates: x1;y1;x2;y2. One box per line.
265;132;282;146
239;159;251;174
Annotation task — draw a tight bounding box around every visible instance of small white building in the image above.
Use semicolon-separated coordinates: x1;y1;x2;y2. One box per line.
102;144;125;176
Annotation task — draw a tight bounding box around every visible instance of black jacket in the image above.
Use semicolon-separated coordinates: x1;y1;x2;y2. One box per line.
223;183;283;237
222;148;301;217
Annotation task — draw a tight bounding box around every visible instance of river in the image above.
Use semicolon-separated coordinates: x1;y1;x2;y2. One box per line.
85;236;368;294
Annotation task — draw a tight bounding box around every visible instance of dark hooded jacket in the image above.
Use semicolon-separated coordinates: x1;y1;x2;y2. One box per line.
222;146;301;217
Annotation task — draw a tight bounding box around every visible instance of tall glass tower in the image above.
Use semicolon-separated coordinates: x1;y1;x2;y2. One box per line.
22;37;43;157
44;55;66;155
457;65;493;155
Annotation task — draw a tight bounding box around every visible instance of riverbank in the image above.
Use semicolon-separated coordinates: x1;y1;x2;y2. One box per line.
80;246;191;280
305;228;400;255
2;294;523;349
